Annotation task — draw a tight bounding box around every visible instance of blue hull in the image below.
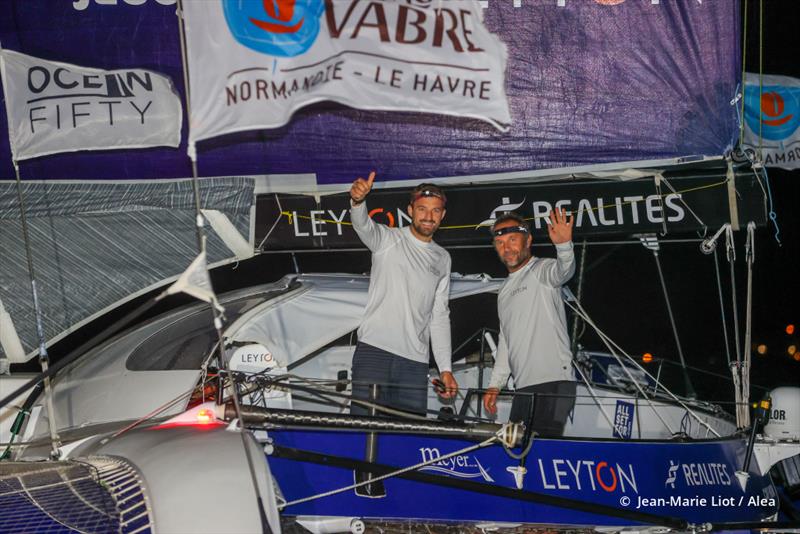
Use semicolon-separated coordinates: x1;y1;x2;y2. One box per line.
268;431;779;527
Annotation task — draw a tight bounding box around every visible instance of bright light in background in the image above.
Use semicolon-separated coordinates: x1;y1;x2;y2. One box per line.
788;345;797;356
794;353;800;362
787;324;795;335
756;344;768;355
642;352;653;363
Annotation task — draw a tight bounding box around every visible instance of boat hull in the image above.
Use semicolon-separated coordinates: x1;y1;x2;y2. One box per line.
268;430;779;527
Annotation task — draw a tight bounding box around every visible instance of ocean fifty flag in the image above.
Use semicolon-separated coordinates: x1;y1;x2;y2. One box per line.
0;48;182;161
182;0;511;145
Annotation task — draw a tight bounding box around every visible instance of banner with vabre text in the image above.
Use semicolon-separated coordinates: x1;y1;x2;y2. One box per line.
182;0;511;144
0;49;182;161
0;0;741;183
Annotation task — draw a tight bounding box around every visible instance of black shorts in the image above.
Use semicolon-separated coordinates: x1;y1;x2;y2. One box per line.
350;342;429;416
509;380;576;436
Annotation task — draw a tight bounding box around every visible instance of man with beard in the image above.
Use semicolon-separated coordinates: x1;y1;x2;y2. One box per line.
348;171;457;416
482;210;576;436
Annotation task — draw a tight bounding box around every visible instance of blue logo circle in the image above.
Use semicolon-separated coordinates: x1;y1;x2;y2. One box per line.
744;85;800;141
222;0;325;58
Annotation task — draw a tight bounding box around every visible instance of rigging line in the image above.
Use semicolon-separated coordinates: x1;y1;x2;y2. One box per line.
742;130;780;244
565;298;722;438
273;445;691;531
564;299;676;436
658;175;708;236
108;378;214;440
175;4;268;529
724;226;746;428
570;358;616;435
758;0;764;159
277;434;499;510
739;0;748;147
650;247;695;399
741;222;756;429
257;374;499;424
585;315;722;437
256;193;285;250
570;239;588;357
12;162;61;460
268;375;479;423
761;166;781;244
713;248;734;366
275;179;730;231
653;175;668;236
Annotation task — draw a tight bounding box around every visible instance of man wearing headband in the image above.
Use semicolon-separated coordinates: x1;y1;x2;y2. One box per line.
348;171;457;416
483;210;576;435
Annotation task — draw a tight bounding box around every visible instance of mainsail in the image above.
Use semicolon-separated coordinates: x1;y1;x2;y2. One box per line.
0;0;749;360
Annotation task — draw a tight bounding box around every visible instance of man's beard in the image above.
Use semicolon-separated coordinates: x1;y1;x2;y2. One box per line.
500;249;531;270
413;220;438;237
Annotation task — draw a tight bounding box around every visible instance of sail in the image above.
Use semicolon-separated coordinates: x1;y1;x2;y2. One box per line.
0;1;744;360
0;0;741;185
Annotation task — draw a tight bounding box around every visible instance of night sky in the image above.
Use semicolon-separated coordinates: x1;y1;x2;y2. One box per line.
40;1;799;407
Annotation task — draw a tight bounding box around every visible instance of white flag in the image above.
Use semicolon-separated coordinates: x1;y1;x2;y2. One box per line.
742;73;800;169
0;49;182;161
182;0;511;144
165;251;225;314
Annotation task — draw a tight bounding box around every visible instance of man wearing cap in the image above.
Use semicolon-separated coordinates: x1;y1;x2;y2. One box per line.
348;171;457;416
483;209;576;435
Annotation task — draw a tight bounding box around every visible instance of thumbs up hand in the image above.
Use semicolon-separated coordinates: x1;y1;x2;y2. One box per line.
350;171;376;205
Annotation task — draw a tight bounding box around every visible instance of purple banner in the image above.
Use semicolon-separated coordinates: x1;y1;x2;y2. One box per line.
0;0;740;185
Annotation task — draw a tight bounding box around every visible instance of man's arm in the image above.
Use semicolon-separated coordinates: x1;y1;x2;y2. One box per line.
537;242;576;287
431;263;458;398
483;329;510;415
350;171;389;252
538;208;576;287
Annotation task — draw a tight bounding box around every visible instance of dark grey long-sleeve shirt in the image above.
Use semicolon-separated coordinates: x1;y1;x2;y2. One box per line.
489;241;576;389
350;201;453;371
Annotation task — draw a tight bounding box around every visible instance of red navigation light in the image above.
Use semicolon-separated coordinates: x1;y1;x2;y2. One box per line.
786;324;795;335
196;408;215;424
642;353;654;363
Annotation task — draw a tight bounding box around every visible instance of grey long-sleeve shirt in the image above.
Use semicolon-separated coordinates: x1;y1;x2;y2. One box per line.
488;242;576;389
351;201;453;372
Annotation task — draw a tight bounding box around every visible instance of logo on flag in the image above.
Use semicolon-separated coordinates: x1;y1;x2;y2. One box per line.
0;49;182;161
182;0;511;144
742;73;800;169
744;86;800;141
222;0;324;57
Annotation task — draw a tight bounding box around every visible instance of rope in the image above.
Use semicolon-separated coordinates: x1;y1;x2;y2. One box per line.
761;166;781;245
564;299;675;436
738;0;748;147
758;0;764;160
565;299;722;438
713;248;734;366
277;431;501;510
13;162;61;460
657;176;707;236
571;359;617;434
740;222;756;428
723;226;746;428
275;179;730;231
650;247;694;398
